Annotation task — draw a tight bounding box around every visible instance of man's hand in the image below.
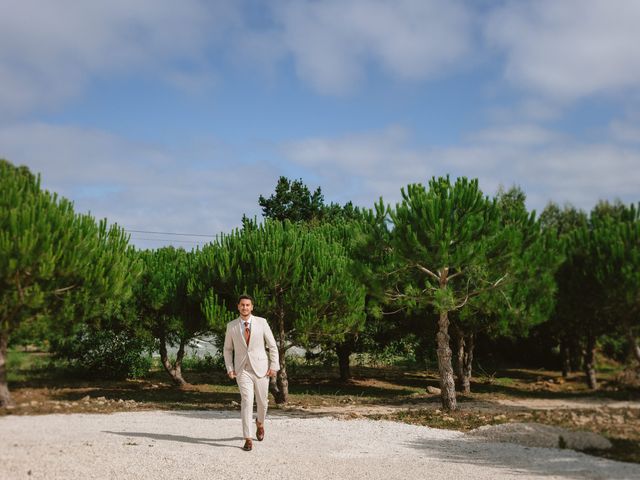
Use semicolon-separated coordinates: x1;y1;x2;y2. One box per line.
228;371;237;379
266;369;277;378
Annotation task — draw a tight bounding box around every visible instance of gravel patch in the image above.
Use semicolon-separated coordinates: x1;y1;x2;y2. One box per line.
1;410;638;480
467;422;613;450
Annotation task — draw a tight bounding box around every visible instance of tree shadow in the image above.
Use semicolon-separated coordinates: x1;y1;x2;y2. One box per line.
103;430;244;449
287;379;418;399
467;381;640;401
169;410;238;420
50;384;239;408
406;435;640;479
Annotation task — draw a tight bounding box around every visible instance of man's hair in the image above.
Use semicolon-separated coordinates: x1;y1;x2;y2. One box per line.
238;294;253;304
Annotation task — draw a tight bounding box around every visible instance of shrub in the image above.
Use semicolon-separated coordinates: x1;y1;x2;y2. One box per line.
181;353;226;372
53;326;152;380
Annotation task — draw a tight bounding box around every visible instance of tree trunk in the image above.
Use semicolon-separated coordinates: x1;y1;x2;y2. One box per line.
173;338;188;386
159;335;188;386
269;307;289;404
436;310;457;411
435;268;457;411
560;338;571;378
336;340;353;382
570;337;582;372
270;360;288;405
583;334;597;390
460;333;474;394
453;326;474;394
454;326;464;385
627;327;640;365
0;329;14;408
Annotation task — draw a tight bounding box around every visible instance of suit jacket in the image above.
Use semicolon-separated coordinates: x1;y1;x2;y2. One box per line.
223;315;279;378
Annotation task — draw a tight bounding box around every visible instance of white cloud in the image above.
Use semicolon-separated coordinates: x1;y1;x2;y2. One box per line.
467;124;565;147
280;124;640;212
486;0;640;101
0;0;476;114
280;126;434;204
610;119;640;144
0;122;278;249
3;120;638;248
0;0;235;116
270;0;473;94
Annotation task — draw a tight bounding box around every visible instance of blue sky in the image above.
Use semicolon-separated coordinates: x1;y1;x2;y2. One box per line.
2;0;639;249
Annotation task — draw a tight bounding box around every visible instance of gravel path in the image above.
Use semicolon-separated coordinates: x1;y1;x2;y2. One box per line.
1;410;639;480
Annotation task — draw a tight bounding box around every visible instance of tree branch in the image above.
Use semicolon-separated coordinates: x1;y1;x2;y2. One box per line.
453;273;510;310
382;306;408;315
448;270;463;281
53;284;76;295
415;263;439;281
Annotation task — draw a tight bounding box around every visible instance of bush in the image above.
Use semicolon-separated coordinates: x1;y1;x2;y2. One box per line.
600;334;629;363
52;326;152;380
181;353;226;372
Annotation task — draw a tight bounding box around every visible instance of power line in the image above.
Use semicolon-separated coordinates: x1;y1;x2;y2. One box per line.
125;229;220;238
129;236;211;245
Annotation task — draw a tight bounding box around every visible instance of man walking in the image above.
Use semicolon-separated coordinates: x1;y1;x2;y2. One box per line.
223;295;279;451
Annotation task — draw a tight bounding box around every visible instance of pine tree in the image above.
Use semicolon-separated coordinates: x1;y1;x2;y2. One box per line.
449;187;559;393
0;159;138;406
389;176;515;411
135;247;229;386
563;203;640;387
258;176;325;223
539;202;589;376
257;176;373;381
198;220;365;404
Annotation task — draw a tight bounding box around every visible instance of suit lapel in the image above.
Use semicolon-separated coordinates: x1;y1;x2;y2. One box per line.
236;318;245;347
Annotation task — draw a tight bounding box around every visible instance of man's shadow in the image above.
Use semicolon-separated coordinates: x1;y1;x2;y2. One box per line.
103;431;244;449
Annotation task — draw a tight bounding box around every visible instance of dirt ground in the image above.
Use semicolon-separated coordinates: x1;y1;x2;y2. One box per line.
3;363;640;463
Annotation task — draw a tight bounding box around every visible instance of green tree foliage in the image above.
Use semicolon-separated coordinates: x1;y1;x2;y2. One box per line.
310;216;384;381
452;186;560;393
571;202;640;387
564;223;613;388
595;204;640;365
389;176;517;411
258;176;325;222
539;202;588;375
53;324;152;380
258;175;359;224
328;200;406;381
198;220;365;403
258;176;379;381
544;201;640;389
0;159;139;406
135;247;229;386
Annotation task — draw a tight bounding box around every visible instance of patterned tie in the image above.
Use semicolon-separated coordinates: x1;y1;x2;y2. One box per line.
244;321;251;345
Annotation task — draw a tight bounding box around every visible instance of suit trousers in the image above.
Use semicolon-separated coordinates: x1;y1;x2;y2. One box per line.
236;363;270;439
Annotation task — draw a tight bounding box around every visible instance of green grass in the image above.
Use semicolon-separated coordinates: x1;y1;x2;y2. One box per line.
6;350;52;382
490;377;516;386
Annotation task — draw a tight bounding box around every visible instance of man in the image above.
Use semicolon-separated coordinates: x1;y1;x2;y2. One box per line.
223;295;279;451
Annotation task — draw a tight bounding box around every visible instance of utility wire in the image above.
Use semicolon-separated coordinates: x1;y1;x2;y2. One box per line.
129;236;209;245
125;229;219;238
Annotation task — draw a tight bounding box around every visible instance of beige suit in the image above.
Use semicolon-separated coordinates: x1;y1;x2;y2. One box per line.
223;315;279;439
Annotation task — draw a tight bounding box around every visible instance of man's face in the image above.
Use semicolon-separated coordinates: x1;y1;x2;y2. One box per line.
238;299;253;318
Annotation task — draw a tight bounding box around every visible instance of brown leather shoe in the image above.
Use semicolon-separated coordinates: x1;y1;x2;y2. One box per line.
242;439;253;451
256;422;264;441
